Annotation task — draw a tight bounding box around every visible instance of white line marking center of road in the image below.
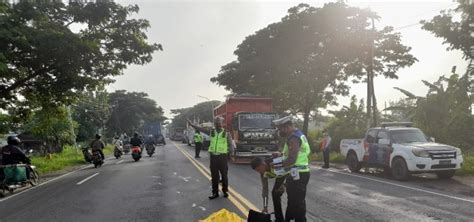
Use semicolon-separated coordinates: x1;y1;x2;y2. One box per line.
115;160;124;165
76;173;100;185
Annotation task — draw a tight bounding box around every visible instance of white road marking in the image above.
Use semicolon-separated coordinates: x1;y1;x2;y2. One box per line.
315;167;474;204
199;206;206;211
115;160;124;165
192;203;197;207
158;182;162;185
0;164;93;202
151;176;161;178
76;173;100;185
176;191;181;194
173;172;177;176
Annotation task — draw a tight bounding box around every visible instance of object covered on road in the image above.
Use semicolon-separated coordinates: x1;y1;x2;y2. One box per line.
247;209;272;222
199;209;245;222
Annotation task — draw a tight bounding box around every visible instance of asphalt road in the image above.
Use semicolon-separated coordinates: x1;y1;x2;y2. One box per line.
1;141;474;222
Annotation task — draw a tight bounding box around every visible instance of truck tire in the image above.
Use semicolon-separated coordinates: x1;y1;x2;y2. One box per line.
391;157;410;181
346;151;362;172
436;170;455;179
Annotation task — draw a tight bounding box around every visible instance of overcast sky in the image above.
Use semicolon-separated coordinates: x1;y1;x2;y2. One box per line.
110;0;468;117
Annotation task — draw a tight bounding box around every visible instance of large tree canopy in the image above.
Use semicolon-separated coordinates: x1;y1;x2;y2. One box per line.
106;90;166;136
422;0;474;60
170;100;221;129
211;2;416;134
0;1;161;108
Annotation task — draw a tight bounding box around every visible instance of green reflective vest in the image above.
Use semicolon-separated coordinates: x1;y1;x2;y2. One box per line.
264;168;288;179
282;131;310;173
194;133;203;143
209;130;228;154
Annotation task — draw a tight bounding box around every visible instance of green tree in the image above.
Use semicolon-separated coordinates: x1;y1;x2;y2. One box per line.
325;96;367;150
422;0;474;60
106;90;166;136
0;1;162;109
211;2;416;134
72;90;110;142
23;106;77;153
170;100;221;129
392;72;474;151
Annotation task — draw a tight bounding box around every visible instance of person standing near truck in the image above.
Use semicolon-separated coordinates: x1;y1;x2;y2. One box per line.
272;116;311;222
188;117;234;199
320;129;332;169
194;129;203;158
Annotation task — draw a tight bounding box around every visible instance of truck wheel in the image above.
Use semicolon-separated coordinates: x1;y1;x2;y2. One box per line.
436;170;455;179
391;157;410;181
346;151;361;172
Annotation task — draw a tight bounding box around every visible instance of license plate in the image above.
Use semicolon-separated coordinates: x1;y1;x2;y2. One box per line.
439;160;452;165
254;147;265;152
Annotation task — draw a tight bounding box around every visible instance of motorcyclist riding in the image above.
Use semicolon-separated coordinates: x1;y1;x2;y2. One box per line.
1;136;32;180
1;136;31;165
130;132;143;153
90;134;106;161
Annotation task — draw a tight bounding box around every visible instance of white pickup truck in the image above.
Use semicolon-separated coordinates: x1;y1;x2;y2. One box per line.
340;122;464;180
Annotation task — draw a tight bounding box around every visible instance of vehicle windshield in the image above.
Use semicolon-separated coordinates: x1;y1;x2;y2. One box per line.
239;114;275;130
391;129;428;144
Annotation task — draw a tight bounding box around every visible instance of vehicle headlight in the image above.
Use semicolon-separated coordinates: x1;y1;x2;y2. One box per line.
455;148;462;157
412;148;430;158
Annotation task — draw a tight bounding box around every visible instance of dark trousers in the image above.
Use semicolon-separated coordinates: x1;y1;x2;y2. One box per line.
272;176;286;222
94;149;105;160
323;149;330;167
285;172;310;222
210;154;228;194
195;142;202;157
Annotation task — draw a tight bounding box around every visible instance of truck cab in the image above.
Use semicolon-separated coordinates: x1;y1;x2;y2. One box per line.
231;112;278;159
340;122;464;180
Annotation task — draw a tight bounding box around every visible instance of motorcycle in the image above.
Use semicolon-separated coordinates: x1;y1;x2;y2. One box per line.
131;146;142;161
0;150;40;197
82;147;92;163
123;144;131;154
145;143;155;157
114;146;123;159
91;150;103;168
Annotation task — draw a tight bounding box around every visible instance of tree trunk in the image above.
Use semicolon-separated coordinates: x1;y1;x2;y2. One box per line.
302;107;311;136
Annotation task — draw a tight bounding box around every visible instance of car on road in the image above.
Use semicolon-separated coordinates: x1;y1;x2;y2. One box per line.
340;122;464;181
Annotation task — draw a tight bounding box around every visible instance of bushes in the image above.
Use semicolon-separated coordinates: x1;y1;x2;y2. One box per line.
31;145;113;175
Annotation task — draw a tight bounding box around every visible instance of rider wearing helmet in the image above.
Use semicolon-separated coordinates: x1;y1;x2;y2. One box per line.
90;134;106;160
1;136;31;165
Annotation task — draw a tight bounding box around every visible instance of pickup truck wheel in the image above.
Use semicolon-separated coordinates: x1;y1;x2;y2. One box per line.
346;152;361;172
436;170;455;179
391;157;410;181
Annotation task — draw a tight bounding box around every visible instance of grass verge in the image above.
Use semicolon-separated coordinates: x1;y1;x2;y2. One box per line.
31;145;113;175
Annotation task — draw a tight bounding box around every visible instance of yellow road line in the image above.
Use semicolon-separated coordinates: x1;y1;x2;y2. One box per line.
172;142;251;217
173;143;259;210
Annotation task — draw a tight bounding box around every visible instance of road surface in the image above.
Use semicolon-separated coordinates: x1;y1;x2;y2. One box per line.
1;141;474;222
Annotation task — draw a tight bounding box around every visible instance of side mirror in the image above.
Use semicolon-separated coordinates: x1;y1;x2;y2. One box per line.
378;139;390;145
430;137;435;142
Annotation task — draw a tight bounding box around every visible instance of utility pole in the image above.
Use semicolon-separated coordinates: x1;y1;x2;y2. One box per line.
370;17;378;127
366;17;376;128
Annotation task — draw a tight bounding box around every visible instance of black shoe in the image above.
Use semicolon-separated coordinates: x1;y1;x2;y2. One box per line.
322;165;329;169
208;193;219;199
223;192;228;198
196;156;201;158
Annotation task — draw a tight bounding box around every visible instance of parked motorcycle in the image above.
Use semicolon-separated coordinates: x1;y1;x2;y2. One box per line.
114;146;123;159
145;144;155;157
91;150;103;168
131;146;142;161
82;147;92;163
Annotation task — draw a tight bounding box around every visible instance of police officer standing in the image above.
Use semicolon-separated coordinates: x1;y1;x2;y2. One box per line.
188;118;233;199
194;129;203;158
272;116;310;222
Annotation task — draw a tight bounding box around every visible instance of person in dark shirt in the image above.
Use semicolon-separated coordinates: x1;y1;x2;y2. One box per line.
130;132;143;147
1;136;30;165
90;134;105;160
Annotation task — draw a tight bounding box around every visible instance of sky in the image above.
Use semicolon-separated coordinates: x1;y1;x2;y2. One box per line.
110;0;469;117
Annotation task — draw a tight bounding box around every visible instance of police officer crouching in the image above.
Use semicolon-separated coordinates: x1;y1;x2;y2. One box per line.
272;116;311;222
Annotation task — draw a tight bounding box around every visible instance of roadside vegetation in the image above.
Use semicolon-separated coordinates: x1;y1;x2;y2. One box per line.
31;145;113;175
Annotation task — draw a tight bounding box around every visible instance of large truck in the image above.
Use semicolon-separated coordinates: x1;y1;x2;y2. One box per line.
143;122;166;145
213;96;278;162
